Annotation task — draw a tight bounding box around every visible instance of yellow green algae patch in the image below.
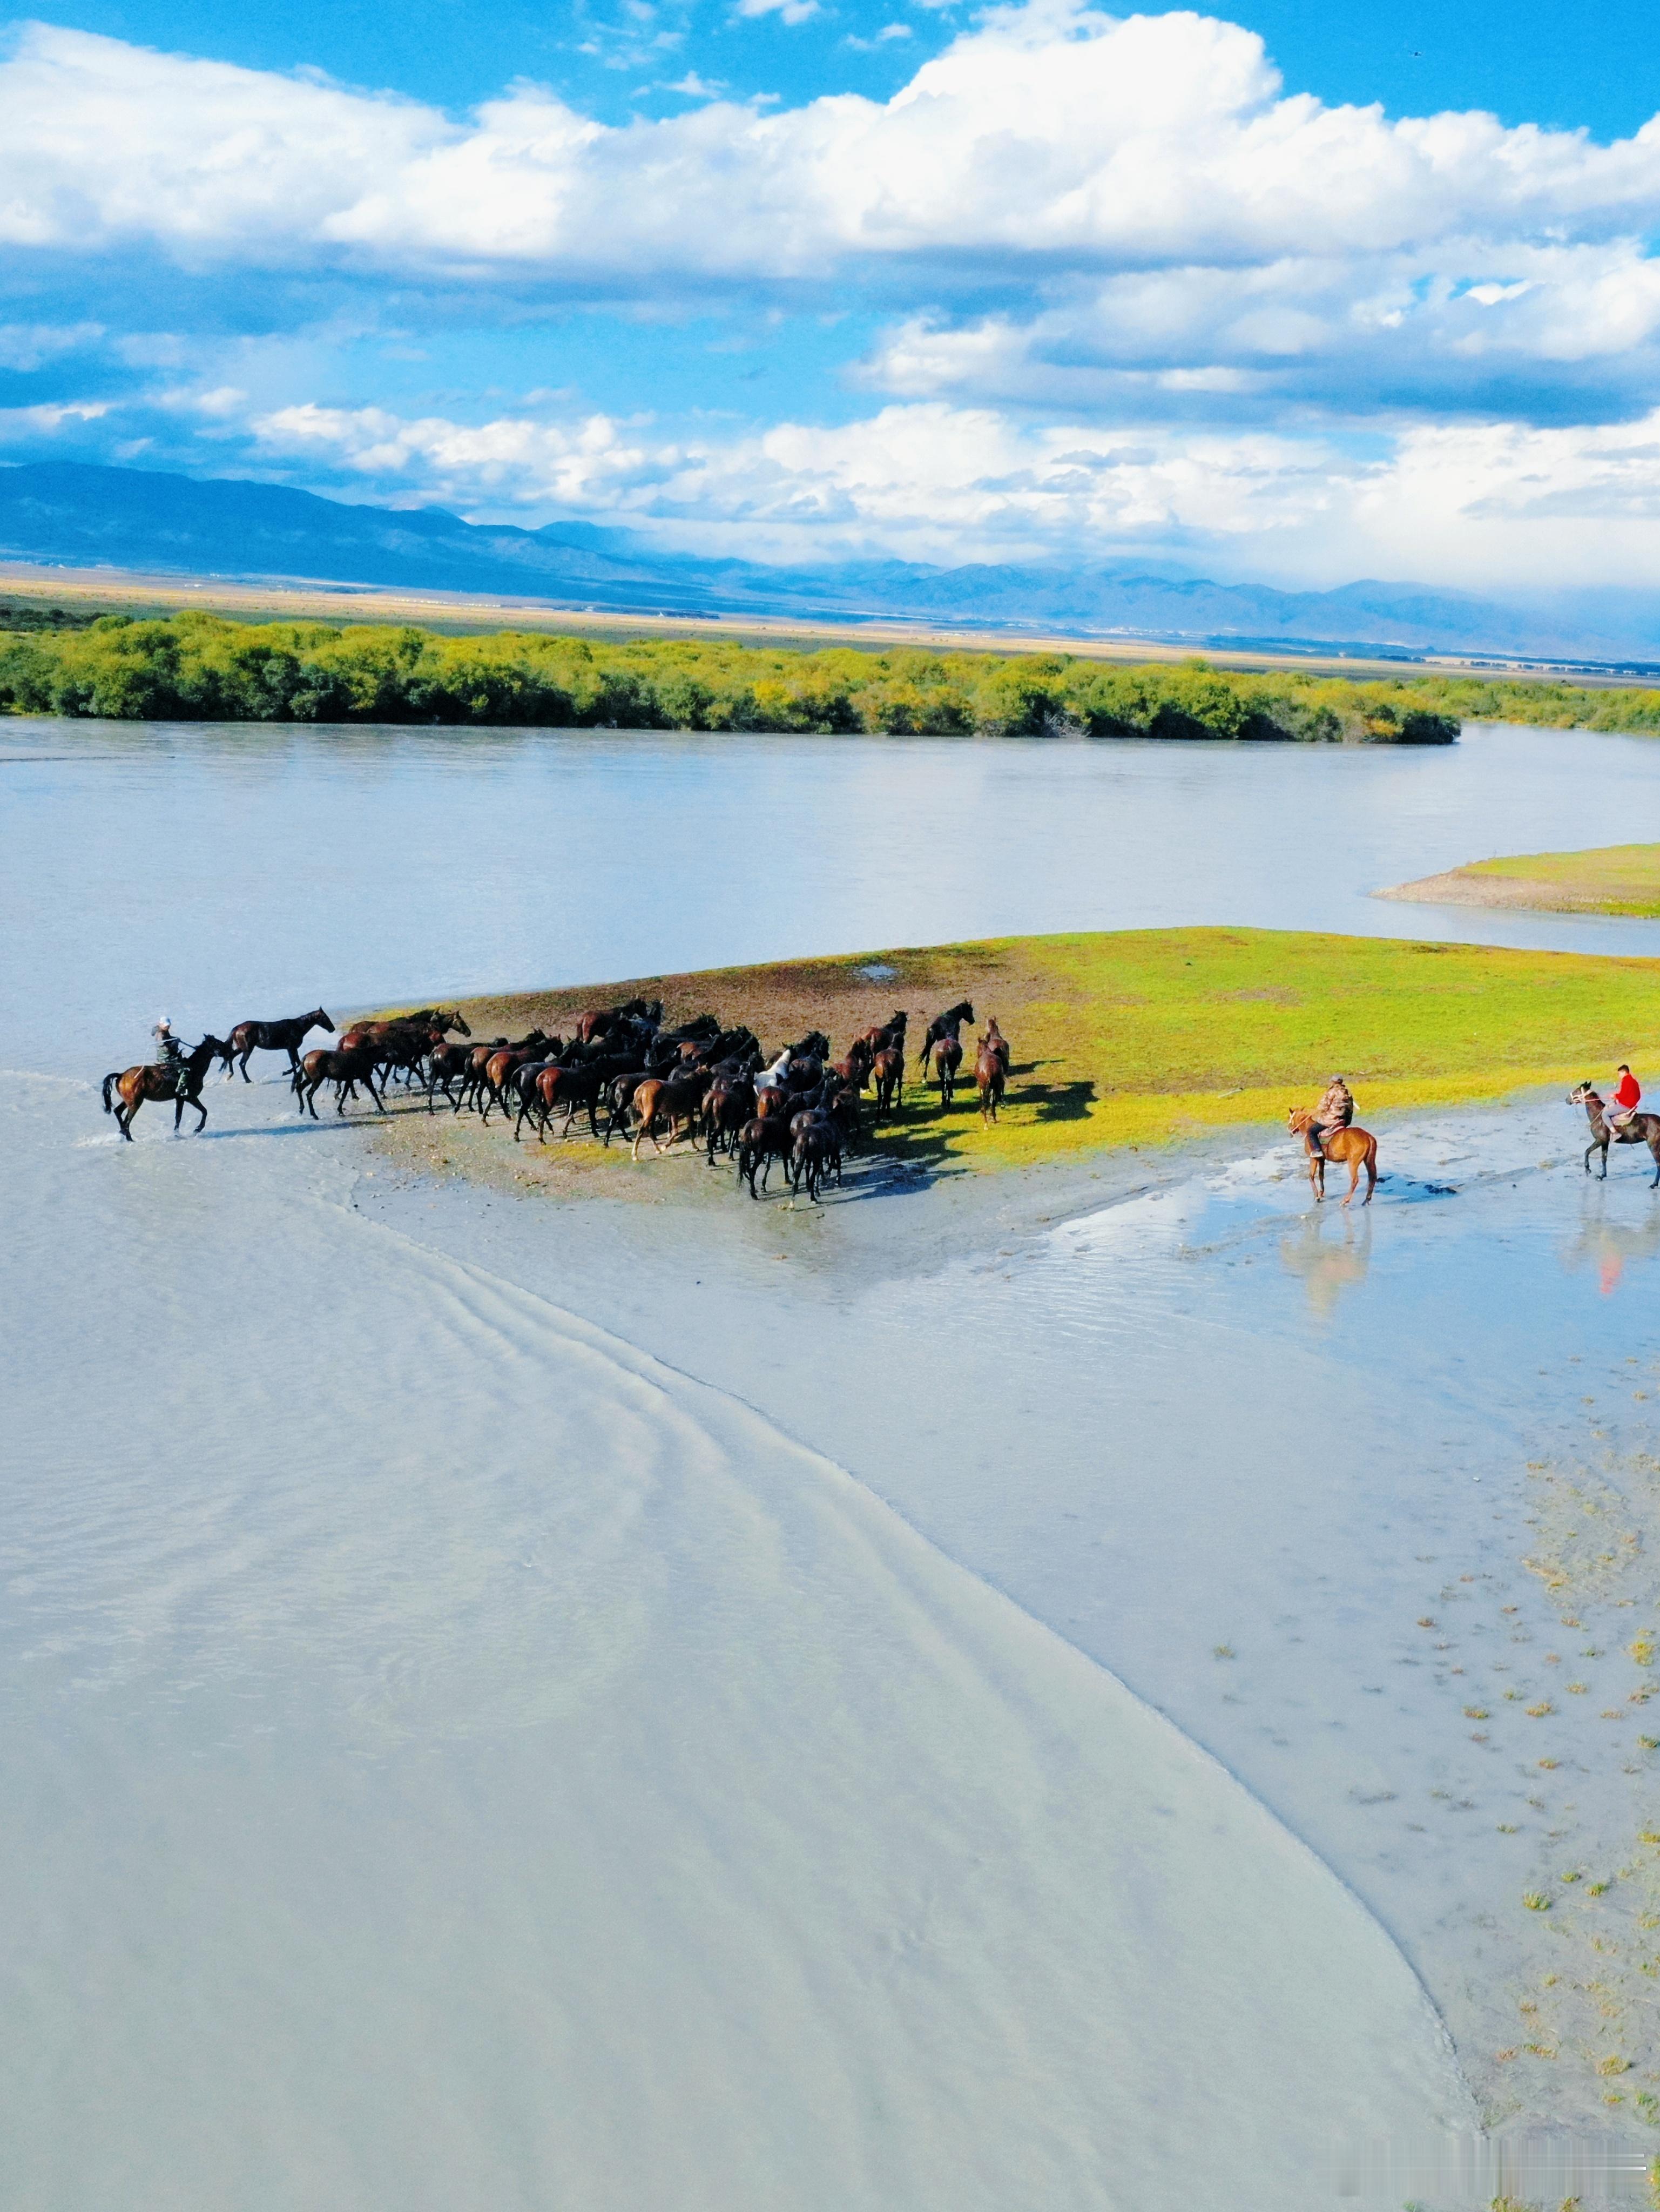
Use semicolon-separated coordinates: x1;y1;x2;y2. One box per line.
1380;844;1660;919
395;926;1660;1175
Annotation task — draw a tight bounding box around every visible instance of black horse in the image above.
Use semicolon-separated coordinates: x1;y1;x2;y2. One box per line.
917;1000;974;1061
227;1007;334;1082
1570;1082;1660;1188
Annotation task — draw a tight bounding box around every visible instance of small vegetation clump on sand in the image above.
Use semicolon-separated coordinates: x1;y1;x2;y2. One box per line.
0;612;1464;737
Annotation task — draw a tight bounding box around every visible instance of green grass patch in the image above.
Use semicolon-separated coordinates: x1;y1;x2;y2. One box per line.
1455;844;1660;917
431;925;1660;1172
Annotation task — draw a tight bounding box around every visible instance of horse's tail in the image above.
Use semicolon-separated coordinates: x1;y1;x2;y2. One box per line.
1366;1134;1379;1193
101;1072;118;1114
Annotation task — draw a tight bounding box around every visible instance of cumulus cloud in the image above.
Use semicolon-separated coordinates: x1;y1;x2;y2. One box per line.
6;10;1660;282
14;4;1660;589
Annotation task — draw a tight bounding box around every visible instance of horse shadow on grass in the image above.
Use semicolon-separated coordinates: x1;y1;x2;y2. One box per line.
1011;1075;1096;1122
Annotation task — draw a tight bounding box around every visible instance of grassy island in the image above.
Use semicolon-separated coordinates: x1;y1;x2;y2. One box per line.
1381;845;1660;919
375;928;1660;1185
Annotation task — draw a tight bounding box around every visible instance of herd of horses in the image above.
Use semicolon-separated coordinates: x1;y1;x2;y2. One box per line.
99;996;1013;1204
97;998;1660;1208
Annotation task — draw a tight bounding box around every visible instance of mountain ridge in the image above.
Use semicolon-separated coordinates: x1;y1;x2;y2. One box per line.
1;458;1651;664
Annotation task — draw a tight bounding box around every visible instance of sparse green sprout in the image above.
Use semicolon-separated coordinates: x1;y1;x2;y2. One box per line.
1527;1701;1554;1717
1589;1880;1611;1896
1632;1633;1657;1668
1524;1891;1553;1911
1465;1705;1491;1719
1568;1681;1589;1694
1212;1644;1234;1660
1597;2053;1631;2076
1562;1870;1583;1883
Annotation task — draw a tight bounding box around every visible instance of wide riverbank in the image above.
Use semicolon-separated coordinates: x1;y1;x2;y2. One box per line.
361;925;1660;1182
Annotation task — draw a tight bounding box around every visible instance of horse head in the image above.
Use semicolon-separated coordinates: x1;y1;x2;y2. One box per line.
1286;1107;1313;1133
314;1008;336;1034
1568;1082;1602;1109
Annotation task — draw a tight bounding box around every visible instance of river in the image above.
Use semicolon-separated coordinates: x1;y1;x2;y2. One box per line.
7;717;1660;2209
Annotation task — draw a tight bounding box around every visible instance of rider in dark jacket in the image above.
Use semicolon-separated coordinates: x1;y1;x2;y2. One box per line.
153;1017;188;1095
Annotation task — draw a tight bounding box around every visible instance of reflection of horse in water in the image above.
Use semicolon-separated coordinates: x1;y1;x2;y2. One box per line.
1569;1082;1660;1188
1279;1209;1372;1321
1287;1108;1378;1206
1561;1185;1660;1294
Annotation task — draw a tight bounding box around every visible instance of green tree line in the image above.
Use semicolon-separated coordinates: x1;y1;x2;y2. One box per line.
17;607;1642;741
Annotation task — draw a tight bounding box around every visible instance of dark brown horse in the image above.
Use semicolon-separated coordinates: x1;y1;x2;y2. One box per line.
930;1033;964;1105
226;1007;334;1081
296;1043;386;1120
871;1046;904;1115
102;1035;228;1140
1569;1082;1660;1186
918;1000;973;1064
1287;1107;1378;1206
859;1011;908;1064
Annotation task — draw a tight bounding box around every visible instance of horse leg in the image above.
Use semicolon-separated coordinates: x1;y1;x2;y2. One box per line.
188;1091;207;1134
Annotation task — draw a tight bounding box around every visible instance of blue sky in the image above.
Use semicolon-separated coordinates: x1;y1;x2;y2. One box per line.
5;0;1660;587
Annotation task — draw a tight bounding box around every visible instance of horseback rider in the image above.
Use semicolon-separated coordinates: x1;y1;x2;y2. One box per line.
1609;1063;1642;1132
152;1016;190;1096
1308;1074;1354;1156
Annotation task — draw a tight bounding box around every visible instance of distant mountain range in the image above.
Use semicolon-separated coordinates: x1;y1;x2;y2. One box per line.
2;458;1656;666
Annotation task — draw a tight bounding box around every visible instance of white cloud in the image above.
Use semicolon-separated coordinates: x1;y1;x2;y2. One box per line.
230;389;1660;589
8;10;1660;288
0;320;105;371
16;6;1660;591
735;0;820;22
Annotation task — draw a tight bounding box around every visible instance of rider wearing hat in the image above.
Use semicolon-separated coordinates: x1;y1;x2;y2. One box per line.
153;1017;188;1096
1309;1074;1354;1156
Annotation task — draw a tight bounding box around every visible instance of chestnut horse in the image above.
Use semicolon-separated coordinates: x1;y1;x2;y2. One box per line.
102;1035;229;1140
1287;1107;1378;1206
976;1046;1006;1126
1569;1082;1660;1186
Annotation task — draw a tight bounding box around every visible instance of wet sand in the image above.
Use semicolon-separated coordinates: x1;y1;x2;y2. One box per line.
2;1073;1473;2209
356;1075;1660;2183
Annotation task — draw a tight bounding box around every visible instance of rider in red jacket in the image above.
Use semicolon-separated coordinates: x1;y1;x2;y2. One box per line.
1610;1063;1642;1129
